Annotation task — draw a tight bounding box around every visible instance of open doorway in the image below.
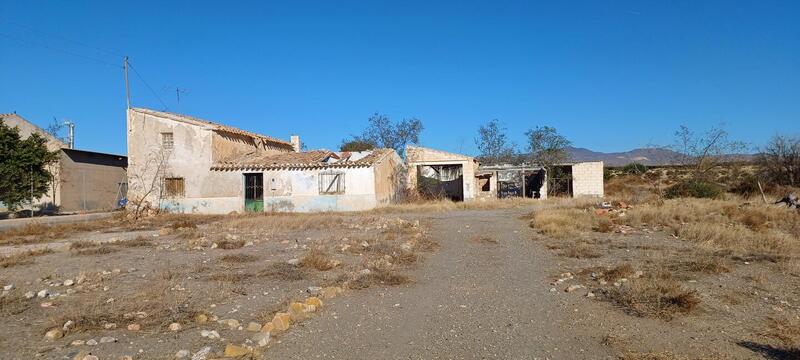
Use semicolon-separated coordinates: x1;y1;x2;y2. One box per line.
417;164;464;201
244;173;264;212
524;170;545;198
549;165;573;197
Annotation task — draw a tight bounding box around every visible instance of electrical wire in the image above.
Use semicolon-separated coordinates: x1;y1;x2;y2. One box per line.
0;32;122;68
0;18;124;58
127;61;169;111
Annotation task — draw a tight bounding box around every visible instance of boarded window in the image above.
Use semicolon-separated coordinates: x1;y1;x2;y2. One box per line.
161;132;174;149
319;172;345;194
164;177;184;197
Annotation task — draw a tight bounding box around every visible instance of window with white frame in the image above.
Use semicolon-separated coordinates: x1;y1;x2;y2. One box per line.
161;132;174;149
319;171;345;194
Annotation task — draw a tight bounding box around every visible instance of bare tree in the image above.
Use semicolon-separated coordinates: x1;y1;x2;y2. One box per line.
671;125;747;179
475;119;517;164
127;148;170;220
760;134;800;187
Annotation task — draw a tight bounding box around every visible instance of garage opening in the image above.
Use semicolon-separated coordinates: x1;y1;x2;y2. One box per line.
244;173;264;212
524;170;546;198
417;164;464;201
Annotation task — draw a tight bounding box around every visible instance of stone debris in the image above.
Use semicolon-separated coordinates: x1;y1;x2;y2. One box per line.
191;346;212;360
3;284;13;291
99;336;117;343
565;284;584;293
24;291;35;299
86;339;98;346
286;258;301;266
70;340;85;346
104;323;117;329
246;322;261;332
288;302;308;321
219;318;240;329
44;328;63;340
127;323;141;331
175;349;190;358
195;313;209;324
62;320;75;331
224;344;251;357
37;289;49;298
169;322;182;332
251;331;270;347
305;296;323;310
63;279;74;286
271;312;291;332
200;330;220;339
307;286;323;294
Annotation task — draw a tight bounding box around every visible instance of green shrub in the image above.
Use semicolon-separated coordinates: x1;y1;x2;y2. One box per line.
665;180;723;199
621;162;648;175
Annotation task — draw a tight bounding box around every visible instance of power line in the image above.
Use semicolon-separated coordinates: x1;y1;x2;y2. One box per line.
0;18;124;58
127;61;169;111
0;32;122;68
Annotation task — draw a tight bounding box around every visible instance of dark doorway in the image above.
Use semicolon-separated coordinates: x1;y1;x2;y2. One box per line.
244;173;264;212
550;166;573;197
417;164;464;201
524;170;545;198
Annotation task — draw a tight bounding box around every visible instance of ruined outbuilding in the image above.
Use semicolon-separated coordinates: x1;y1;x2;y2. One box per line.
127;108;404;213
406;145;480;201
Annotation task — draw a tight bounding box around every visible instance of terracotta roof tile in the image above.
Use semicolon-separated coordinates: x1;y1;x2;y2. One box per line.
211;149;395;170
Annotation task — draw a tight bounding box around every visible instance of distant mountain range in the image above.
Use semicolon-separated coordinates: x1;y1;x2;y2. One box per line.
566;147;755;166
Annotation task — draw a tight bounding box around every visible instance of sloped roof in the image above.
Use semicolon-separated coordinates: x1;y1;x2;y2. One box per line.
130;108;293;150
1;112;68;150
211;149;395;171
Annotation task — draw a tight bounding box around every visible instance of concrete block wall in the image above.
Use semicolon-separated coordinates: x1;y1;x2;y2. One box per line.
571;161;604;197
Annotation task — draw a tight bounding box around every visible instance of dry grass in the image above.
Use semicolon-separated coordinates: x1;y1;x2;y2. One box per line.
347;269;411;289
607;273;700;320
761;317;800;349
208;271;253;283
301;249;336;271
666;257;730;275
258;262;307;281
216;239;245;249
119;235;155;247
52;277;205;333
0;293;30;316
219;253;258;263
0;248;54;268
529;208;596;239
71;244;118;256
559;242;603;259
602;264;634;282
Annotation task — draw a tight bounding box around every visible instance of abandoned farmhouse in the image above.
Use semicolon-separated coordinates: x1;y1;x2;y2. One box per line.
0;113;127;213
3;107;604;215
126;108;604;213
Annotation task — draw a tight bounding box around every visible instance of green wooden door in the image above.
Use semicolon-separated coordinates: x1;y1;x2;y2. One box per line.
244;173;264;212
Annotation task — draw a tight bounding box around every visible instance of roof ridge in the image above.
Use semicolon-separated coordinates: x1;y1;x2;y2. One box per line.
130;108;293;148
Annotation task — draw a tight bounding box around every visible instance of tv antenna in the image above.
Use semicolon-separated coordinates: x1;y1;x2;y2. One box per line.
163;86;190;105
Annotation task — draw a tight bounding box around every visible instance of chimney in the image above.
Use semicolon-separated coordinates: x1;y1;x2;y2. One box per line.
290;135;301;152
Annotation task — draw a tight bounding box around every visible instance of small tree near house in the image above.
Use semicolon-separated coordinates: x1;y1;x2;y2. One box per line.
0;119;59;211
126;147;171;220
475;119;518;165
525;125;572;196
342;112;424;157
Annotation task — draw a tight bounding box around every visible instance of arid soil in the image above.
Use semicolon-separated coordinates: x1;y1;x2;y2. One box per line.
0;201;798;359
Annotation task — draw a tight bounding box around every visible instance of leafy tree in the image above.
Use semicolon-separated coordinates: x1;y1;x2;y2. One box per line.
475;119;517;164
0;119;59;211
759;134;800;187
345;113;423;157
525;126;572;196
525;126;571;168
340;139;376;152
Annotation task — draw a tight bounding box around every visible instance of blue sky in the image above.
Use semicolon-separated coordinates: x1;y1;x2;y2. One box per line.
1;1;797;156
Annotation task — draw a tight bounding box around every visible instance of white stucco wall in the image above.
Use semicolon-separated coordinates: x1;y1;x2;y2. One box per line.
262;167;378;212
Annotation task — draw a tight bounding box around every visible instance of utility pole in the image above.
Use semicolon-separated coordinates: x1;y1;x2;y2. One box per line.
30;165;34;218
124;56;131;109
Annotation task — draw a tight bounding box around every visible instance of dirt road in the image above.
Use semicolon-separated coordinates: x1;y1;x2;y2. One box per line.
269;209;616;359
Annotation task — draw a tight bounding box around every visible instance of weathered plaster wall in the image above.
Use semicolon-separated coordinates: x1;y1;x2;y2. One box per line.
58;152;127;212
262;167;377;212
211;132;286;162
571;161;604;197
373;151;405;205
